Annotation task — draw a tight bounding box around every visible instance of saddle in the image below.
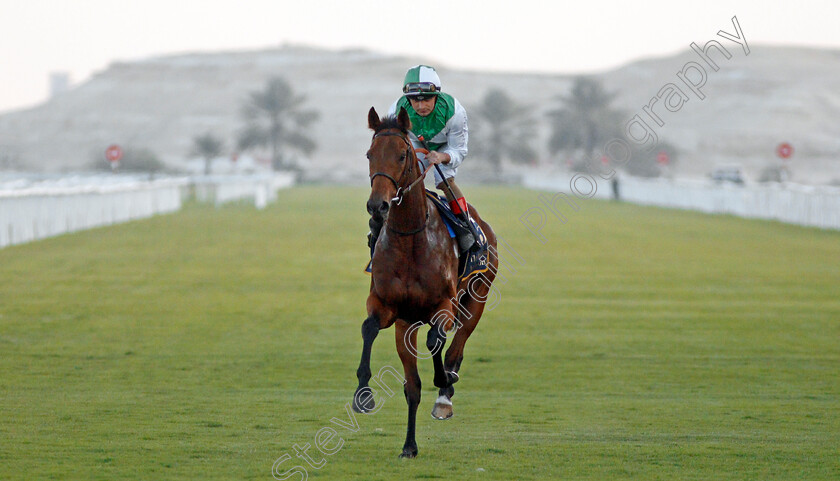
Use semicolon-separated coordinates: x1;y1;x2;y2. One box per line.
424;190;490;280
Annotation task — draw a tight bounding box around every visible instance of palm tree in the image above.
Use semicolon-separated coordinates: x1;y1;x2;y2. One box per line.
547;77;622;166
192;132;225;175
471;88;537;175
238;77;319;171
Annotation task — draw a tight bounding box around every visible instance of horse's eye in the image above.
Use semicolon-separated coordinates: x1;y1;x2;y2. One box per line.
366;151;371;160
399;153;406;162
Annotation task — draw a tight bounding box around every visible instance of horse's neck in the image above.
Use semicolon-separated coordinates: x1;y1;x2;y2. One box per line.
387;175;428;237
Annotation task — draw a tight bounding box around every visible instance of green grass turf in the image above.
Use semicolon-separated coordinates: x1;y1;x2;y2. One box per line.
1;186;838;480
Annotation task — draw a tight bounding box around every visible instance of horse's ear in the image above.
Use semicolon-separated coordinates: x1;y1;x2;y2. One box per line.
368;107;380;131
397;107;412;132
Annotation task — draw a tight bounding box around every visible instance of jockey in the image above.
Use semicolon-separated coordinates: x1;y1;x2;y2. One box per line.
368;65;481;257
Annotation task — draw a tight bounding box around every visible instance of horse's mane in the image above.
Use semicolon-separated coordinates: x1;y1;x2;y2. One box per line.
374;115;408;135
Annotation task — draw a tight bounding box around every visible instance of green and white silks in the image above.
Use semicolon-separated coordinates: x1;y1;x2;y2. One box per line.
388;93;469;184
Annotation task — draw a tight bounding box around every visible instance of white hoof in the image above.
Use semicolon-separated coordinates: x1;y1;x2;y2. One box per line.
431;395;454;420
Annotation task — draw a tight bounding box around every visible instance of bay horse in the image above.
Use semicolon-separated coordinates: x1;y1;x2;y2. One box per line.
353;106;498;458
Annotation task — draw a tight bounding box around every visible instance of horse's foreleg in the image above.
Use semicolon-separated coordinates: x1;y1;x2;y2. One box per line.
395;321;421;458
353;314;380;413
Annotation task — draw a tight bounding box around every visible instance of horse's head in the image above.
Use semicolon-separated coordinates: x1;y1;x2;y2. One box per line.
366;106;413;221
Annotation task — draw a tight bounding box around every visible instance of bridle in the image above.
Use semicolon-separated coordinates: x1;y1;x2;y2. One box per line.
369;130;431;205
368;129;433;235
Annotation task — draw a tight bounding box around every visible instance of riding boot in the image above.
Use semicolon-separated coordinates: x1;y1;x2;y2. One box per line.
450;220;477;254
448;198;481;253
367;215;383;258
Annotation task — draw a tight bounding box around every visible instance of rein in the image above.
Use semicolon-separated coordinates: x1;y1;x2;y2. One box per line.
369;130;433;235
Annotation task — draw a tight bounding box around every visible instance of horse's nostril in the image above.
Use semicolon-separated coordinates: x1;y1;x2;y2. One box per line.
367;199;390;217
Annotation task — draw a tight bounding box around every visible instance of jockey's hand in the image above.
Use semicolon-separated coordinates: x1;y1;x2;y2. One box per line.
426;151;450;165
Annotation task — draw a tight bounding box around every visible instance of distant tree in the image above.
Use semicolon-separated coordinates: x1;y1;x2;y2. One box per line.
238;77;319;171
547;77;623;166
192;132;225;175
471;88;537;175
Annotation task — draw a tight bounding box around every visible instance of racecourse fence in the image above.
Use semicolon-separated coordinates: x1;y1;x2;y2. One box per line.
0;173;296;249
522;172;840;231
191;173;295;208
0;177;187;249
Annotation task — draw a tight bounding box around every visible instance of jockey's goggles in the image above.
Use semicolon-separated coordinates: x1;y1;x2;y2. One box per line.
403;82;439;96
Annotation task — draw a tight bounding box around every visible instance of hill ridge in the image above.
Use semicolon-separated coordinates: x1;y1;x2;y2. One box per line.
0;44;837;183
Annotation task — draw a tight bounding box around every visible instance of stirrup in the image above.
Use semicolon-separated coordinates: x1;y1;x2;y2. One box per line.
456;231;476;253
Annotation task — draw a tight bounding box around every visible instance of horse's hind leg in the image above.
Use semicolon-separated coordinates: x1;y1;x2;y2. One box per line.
395;320;421;458
436;314;477;408
438;271;497;409
427;317;454;389
427;323;456;420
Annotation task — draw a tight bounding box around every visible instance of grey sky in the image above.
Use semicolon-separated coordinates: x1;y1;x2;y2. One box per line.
1;0;838;113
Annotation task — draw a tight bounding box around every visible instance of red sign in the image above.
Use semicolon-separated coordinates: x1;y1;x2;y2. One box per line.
657;151;670;165
105;144;123;163
776;142;793;159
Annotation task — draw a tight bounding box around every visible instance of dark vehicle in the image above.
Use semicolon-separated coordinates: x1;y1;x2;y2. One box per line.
709;166;745;185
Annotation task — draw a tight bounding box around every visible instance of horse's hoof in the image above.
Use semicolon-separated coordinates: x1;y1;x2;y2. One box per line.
352;399;375;413
352;388;375;413
399;448;418;458
431;395;454;420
